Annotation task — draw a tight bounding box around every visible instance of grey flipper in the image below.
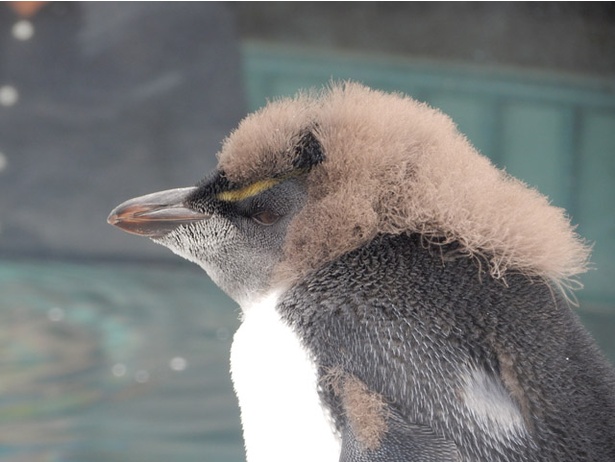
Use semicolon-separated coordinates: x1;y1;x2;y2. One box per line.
340;408;459;462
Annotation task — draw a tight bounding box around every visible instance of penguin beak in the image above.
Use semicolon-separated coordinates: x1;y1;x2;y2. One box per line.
107;187;210;238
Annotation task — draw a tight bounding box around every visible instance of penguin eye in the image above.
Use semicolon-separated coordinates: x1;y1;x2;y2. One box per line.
251;209;280;226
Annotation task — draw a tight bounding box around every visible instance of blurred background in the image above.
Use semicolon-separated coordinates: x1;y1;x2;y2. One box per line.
1;2;613;461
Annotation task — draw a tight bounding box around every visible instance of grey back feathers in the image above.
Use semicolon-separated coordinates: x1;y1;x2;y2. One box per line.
280;234;615;461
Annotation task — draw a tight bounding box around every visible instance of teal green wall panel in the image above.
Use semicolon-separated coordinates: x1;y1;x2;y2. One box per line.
577;112;615;302
500;103;574;209
426;94;497;161
243;43;615;111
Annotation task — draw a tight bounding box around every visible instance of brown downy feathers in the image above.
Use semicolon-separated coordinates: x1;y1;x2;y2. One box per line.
218;82;590;291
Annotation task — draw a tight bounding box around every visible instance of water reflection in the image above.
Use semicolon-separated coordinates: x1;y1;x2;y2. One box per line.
0;260;244;462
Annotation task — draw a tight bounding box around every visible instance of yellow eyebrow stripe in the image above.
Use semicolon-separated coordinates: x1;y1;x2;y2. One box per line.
216;178;282;203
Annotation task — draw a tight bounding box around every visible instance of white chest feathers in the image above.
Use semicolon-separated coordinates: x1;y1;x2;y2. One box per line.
230;291;342;462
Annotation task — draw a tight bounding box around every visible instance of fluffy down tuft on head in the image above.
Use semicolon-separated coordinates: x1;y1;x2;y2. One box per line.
218;82;590;289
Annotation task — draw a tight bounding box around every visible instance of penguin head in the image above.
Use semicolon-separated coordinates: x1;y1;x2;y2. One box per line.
109;82;590;306
107;174;308;307
107;128;322;305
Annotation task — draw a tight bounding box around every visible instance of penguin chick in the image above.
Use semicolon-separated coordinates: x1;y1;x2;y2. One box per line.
108;82;615;462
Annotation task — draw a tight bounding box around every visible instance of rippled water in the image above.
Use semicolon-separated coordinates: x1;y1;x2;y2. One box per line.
0;260;244;462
